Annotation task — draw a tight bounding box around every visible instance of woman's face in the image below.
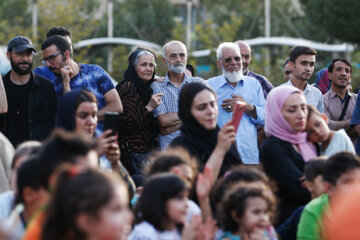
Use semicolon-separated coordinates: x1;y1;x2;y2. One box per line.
75;102;98;136
281;92;307;132
135;54;155;82
191;89;218;130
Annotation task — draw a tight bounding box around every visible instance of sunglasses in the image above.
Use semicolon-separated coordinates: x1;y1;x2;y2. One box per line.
285;70;293;75
41;52;62;65
224;56;241;63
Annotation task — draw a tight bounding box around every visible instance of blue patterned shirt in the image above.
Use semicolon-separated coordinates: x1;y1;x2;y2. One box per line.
245;70;274;99
151;74;205;150
207;75;265;164
46;64;114;135
33;66;56;82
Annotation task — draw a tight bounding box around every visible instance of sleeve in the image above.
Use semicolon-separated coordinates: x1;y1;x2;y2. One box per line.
117;83;152;129
151;82;167;117
297;206;321;240
260;140;311;202
318;94;324;113
96;66;115;94
350;95;360;126
251;83;265;125
323;95;336;129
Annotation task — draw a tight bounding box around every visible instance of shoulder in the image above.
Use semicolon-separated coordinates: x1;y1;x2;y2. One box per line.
308;84;322;96
207;75;224;89
303;194;329;214
129;221;157;240
33;73;53;86
243;76;262;88
187;76;205;83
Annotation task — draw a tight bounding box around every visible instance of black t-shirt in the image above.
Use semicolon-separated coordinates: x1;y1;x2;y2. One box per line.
4;73;33;147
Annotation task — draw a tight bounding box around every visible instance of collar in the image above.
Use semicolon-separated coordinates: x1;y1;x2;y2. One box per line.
213;74;245;89
287;79;310;93
5;70;37;86
164;72;188;85
329;88;349;99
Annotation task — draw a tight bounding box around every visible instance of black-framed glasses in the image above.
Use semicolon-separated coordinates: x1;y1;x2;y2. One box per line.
224;56;241;63
285;70;293;75
41;52;62;65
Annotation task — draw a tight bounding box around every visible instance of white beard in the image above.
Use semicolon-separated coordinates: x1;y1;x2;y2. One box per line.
167;62;185;74
222;66;243;83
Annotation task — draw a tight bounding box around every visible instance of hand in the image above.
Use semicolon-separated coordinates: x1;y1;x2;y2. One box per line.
61;64;74;93
195;217;217;240
146;93;163;112
215;121;236;154
196;166;214;200
106;142;121;165
154;76;165;83
97;129;118;156
243;227;266;240
181;215;202;240
221;94;251;112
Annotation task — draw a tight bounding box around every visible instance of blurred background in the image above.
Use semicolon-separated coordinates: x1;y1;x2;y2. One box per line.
0;0;359;88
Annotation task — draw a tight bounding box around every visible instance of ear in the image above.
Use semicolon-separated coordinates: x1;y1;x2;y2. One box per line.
322;181;335;197
170;166;182;176
162;56;166;66
288;61;294;70
6;51;10;60
231;210;243;225
321;114;328;124
76;213;94;234
64;50;71;60
22;187;35;205
217;60;222;69
303;180;313;192
328;72;333;80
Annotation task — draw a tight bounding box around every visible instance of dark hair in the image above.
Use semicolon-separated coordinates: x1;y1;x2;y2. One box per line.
219;182;275;232
185;64;195;76
42;165;127;240
46;26;71;38
36;129;98;189
304;158;327;182
289;46;317;63
306;104;322;121
15;158;42;205
76;89;97;109
148;147;197;179
327;58;352;74
178;82;215;125
211;166;269;219
41;35;72;58
283;57;290;67
134;173;187;231
322;152;360;185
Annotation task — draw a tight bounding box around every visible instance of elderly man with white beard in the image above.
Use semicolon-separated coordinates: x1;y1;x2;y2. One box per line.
151;40;205;150
207;42;265;164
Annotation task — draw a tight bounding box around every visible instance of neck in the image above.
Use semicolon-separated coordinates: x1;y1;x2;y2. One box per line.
321;130;336;151
69;60;80;77
168;71;184;84
290;78;307;91
10;70;30;85
331;86;347;99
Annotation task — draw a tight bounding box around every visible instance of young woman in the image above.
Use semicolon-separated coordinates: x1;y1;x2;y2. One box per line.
260;86;317;225
171;82;242;180
41;165;133;240
218;183;277;240
306;104;355;156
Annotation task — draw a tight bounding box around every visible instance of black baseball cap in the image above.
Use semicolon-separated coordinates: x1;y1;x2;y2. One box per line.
7;36;36;53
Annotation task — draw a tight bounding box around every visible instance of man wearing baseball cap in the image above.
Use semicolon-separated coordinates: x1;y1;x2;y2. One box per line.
0;36;57;147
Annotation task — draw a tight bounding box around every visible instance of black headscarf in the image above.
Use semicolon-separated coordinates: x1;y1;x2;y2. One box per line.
175;82;242;176
116;48;155;102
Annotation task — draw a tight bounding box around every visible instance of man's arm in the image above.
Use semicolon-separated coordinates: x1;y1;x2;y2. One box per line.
98;89;123;121
0;75;8;114
157;113;181;136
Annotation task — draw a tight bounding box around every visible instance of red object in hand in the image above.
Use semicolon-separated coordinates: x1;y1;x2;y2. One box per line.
231;101;246;132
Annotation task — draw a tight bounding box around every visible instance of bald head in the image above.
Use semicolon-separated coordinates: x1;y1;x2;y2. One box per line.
236;41;251;74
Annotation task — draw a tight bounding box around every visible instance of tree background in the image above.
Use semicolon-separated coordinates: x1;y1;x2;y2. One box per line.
0;0;358;88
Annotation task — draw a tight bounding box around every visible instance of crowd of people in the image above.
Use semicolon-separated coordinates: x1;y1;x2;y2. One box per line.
1;25;360;240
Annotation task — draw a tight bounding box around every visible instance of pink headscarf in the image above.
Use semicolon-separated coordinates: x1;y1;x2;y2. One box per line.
265;86;317;161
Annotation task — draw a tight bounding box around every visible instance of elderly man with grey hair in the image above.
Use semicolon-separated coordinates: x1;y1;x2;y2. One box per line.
151;40;205;150
207;42;265;164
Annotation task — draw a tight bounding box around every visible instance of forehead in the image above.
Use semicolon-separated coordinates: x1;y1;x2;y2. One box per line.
138;54;155;63
334;60;350;70
238;43;250;55
165;43;186;55
76;102;98;112
222;47;240;59
296;54;315;63
193;89;216;104
283;92;306;106
42;45;58;55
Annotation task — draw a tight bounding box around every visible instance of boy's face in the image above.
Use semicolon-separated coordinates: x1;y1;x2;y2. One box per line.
328;168;360;198
305;175;325;199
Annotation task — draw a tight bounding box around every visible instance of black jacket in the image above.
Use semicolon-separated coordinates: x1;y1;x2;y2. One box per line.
0;71;57;146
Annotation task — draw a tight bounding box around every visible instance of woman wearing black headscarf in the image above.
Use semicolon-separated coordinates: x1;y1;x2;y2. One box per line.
116;47;162;175
171;82;242;179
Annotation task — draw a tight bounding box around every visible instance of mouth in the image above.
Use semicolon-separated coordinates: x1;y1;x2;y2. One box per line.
296;121;305;127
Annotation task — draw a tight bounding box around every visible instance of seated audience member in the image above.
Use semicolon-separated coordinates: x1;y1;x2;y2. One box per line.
260;86;316;225
116;47;162;175
277;158;327;240
306;105;355;156
41;165;133;240
129;174;213;240
1;158;48;240
0;132;15;193
171;82;242;180
297;152;360;240
0;141;40;220
218;182;278;240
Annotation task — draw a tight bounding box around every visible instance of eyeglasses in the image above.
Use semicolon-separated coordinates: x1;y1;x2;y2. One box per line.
41;52;62;65
224;56;241;63
285;70;293;75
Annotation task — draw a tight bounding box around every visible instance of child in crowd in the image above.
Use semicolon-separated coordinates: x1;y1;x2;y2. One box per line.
306;105;355;156
277;158;326;240
218;182;278;240
42;165;133;240
129;173;212;240
297;152;360;240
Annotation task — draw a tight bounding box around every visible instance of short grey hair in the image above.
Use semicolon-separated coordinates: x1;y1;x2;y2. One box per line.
133;50;157;68
162;40;187;59
216;42;241;60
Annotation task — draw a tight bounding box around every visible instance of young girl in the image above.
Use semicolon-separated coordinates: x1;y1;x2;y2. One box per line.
218;183;278;240
306;104;355;156
41;165;133;240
